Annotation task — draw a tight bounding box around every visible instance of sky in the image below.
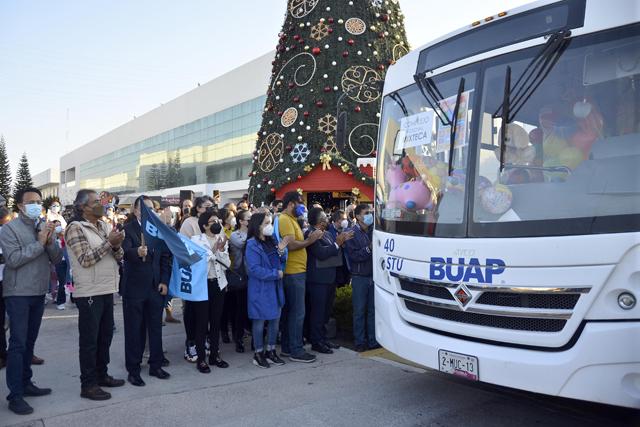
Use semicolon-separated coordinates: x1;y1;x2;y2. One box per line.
0;0;531;177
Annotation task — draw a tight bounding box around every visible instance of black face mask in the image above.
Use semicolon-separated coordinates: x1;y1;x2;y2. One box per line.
183;207;190;215
210;222;223;235
205;207;215;214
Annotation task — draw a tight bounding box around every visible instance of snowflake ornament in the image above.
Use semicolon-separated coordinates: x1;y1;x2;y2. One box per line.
290;142;311;163
371;0;383;7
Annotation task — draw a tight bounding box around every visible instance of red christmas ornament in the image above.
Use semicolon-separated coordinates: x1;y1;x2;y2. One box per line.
293;96;300;102
297;175;302;180
327;28;333;34
270;188;276;193
286;145;293;151
354;105;361;113
348;171;354;176
372;150;377;157
267;105;274;111
316;100;324;108
263;177;268;183
378;64;385;71
380;14;390;22
342;51;349;57
312;47;321;55
288;82;295;89
303;111;310;117
328;17;334;23
347;39;355;45
277;111;283;116
298;38;304;44
324;86;331;92
378;32;385;38
293;34;300;40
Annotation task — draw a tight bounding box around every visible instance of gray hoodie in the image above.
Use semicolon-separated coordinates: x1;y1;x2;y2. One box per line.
0;214;62;297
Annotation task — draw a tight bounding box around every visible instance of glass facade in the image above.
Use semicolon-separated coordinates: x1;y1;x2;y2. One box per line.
78;96;266;193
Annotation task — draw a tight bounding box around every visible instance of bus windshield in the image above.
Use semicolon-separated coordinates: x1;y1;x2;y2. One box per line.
377;25;640;238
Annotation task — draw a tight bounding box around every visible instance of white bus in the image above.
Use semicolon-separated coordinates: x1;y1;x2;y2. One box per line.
374;0;639;408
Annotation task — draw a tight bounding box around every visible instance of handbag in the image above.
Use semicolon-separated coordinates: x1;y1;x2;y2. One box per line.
217;259;247;291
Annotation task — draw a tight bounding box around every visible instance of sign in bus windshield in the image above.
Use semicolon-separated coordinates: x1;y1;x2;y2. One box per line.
416;0;585;73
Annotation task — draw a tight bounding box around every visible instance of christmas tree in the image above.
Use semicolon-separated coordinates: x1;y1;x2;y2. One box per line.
0;135;12;204
248;0;409;204
12;152;34;211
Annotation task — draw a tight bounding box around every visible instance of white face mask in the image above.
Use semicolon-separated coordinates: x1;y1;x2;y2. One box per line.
55;225;63;234
262;224;274;236
51;206;60;213
340;219;349;229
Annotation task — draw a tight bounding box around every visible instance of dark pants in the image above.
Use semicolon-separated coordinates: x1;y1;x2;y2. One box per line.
352;276;376;347
55;261;68;305
76;294;114;389
183;301;195;345
281;273;306;357
224;288;248;343
123;291;164;374
0;281;6;360
4;295;45;401
307;282;334;345
191;279;225;362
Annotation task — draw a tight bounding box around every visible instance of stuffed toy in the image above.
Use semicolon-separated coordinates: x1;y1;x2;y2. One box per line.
392;180;432;210
480;183;513;215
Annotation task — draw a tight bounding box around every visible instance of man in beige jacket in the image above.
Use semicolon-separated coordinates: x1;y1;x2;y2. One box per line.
65;189;126;401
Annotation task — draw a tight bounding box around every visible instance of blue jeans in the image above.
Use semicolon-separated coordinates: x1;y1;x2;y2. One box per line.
55;260;68;305
5;295;45;401
281;273;306;356
352;276;376;347
252;318;279;352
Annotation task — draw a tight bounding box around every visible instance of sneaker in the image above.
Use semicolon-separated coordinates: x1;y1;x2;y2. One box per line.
184;343;197;363
280;350;291;357
311;343;333;354
23;382;52;396
252;352;270;369
56;304;66;310
324;341;341;350
265;350;285;366
289;352;316;363
8;397;33;415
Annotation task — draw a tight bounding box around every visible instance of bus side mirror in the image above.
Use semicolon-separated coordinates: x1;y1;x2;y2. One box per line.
336;111;348;152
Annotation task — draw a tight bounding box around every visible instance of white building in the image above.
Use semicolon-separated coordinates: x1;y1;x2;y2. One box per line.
32;168;60;200
57;52;273;205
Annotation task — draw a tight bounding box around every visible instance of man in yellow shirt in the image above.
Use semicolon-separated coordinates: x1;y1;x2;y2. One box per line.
278;192;322;363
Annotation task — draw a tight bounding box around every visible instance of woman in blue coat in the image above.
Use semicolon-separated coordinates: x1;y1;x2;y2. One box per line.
244;212;290;369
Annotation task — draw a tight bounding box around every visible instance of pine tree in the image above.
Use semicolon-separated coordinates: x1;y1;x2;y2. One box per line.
248;0;409;203
165;155;181;188
0;135;12;204
12;152;34;210
159;160;168;189
174;151;182;187
146;164;160;191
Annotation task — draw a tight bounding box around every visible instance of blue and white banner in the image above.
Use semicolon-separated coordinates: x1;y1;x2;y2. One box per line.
169;235;209;301
139;197;208;301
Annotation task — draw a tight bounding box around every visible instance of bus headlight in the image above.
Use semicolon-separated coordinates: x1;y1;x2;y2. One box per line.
617;292;636;310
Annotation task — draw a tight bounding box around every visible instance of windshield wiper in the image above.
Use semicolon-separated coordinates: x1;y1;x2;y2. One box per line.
494;30;572;172
413;73;452;126
448;78;465;175
389;91;409;116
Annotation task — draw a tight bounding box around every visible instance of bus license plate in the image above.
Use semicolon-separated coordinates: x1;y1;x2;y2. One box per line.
438;350;479;381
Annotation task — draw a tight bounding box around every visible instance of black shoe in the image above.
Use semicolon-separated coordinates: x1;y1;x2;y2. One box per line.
149;368;170;379
8;397;33;415
221;332;231;344
235;342;245;353
368;342;382;350
209;354;229;369
23;382;52;396
311;344;333;354
355;344;367;353
80;385;112;401
98;375;125;387
161;357;170;367
197;361;211;373
252;352;270;369
127;374;146;387
265;350;285;366
289;352;316;363
324;341;341;350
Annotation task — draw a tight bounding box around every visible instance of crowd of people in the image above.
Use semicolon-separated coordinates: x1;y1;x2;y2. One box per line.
0;187;377;416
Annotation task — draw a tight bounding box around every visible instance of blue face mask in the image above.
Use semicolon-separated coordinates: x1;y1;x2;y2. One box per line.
295;204;307;218
363;213;374;226
24;203;42;220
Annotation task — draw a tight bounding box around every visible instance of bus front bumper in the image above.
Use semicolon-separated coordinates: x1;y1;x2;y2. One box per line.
375;284;640;409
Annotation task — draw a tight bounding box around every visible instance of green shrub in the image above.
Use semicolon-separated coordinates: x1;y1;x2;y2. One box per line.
333;285;353;334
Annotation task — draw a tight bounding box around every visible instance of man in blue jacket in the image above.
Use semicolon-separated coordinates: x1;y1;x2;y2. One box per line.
121;197;172;386
344;204;379;352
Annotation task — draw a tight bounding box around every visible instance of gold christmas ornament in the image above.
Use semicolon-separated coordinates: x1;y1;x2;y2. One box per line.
323;135;339;155
352;187;361;196
341;66;381;103
304;165;313;173
318;113;337;135
341;164;350;173
281;107;299;127
320;153;332;170
258;133;284;173
310;21;329;41
289;0;319;19
345;17;366;35
296;187;304;195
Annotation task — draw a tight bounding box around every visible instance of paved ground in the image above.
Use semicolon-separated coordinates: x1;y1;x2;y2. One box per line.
1;300;638;427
